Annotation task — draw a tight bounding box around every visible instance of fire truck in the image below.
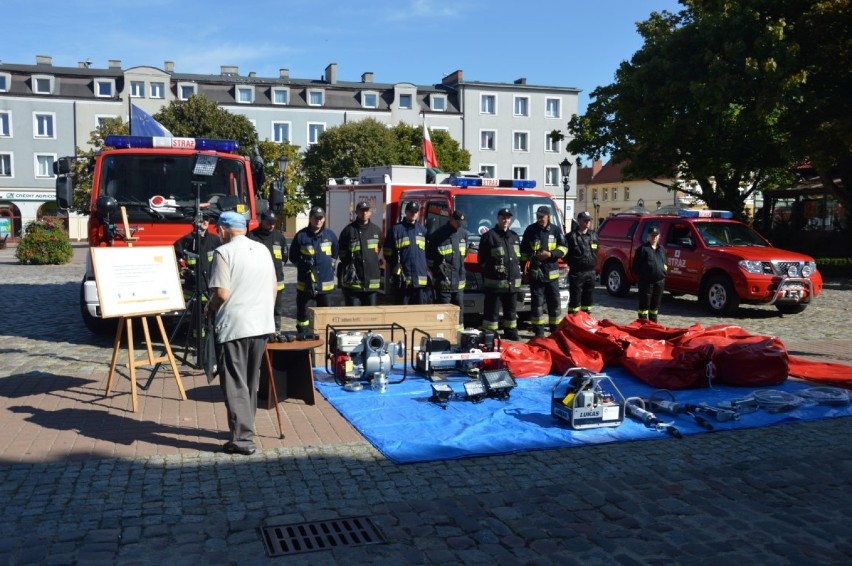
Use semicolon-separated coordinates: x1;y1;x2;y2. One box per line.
55;134;282;334
325;165;570;323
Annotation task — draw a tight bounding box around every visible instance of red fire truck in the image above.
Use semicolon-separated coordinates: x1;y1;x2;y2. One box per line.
325;165;570;323
55;134;281;333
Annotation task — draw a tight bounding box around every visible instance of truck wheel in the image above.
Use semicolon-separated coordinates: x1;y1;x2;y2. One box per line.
80;284;117;335
702;275;740;316
775;303;807;315
603;262;630;297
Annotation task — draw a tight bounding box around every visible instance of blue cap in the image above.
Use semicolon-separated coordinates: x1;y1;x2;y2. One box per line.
218;211;247;229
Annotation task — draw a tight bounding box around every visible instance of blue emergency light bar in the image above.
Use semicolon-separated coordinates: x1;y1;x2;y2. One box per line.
678;209;734;219
449;177;537;189
103;135;240;153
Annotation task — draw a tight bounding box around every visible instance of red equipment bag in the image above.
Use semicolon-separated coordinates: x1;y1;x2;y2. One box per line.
500;342;553;378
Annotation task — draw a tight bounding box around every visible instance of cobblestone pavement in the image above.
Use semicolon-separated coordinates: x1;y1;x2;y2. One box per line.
1;245;850;565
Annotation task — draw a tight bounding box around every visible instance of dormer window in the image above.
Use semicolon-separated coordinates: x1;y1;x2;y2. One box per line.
308;89;325;106
32;74;54;95
272;87;289;105
362;91;378;109
236;86;254;104
431;95;447;112
95;79;115;98
178;82;197;100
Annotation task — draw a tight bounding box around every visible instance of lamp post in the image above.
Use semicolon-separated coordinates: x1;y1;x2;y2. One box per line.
278;154;289;186
656;200;662;211
559;158;573;231
592;196;600;228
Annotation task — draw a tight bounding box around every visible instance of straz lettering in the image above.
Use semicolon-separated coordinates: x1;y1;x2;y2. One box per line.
668;258;686;269
171;138;196;149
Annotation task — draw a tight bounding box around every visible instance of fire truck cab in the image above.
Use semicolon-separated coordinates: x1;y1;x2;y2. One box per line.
325;165;570;323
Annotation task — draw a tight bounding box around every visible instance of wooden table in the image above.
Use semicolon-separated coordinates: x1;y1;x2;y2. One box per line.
260;339;323;408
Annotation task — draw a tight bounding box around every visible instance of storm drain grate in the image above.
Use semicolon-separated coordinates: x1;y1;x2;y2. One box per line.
260;516;387;557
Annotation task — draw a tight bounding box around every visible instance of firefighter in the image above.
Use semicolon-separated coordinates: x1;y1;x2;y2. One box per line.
338;201;383;306
521;206;568;337
174;211;222;295
632;225;668;322
248;210;288;330
384;201;430;305
289;206;338;335
478;207;522;341
426;209;468;324
565;210;599;315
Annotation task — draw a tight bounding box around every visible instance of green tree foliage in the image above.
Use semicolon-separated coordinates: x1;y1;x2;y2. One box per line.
256;140;308;217
69;117;128;215
15;217;73;265
558;0;851;215
155;95;258;157
302;119;470;205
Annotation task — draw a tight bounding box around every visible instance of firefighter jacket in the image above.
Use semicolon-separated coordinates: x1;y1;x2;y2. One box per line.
426;223;468;291
565;229;599;272
478;226;522;291
248;226;288;287
384;219;428;288
288;226;338;294
520;222;567;283
632;242;668;283
174;229;222;289
338;220;383;291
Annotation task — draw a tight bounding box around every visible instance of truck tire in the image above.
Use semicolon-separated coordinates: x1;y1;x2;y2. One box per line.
775;303;807;315
702;275;740;316
602;262;631;297
80;283;118;335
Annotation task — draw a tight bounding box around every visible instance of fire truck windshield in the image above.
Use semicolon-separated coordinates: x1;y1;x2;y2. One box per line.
98;154;248;220
455;194;563;241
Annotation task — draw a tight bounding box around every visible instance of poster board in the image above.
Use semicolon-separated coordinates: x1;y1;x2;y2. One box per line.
91;246;186;318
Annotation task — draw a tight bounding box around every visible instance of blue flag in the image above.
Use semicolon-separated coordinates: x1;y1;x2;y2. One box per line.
130;104;173;137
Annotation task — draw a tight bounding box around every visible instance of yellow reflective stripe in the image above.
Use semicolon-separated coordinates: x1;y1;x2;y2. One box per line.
300;246;315;255
277;283;286;291
416;276;427;286
320;242;332;255
555;245;568;255
548;271;560;280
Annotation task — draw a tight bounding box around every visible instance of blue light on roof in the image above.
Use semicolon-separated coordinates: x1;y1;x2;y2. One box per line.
103;135;239;153
678;209;734;219
449;177;536;189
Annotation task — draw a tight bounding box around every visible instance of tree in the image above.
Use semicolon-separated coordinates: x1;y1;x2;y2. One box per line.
302;119;470;205
556;0;852;215
68;118;128;214
155;95;258;158
256;139;309;218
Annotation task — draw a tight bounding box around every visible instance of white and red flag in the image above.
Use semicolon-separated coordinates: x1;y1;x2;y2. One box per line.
422;121;439;169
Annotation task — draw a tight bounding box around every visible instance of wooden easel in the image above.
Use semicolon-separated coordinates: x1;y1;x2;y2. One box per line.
102;207;185;412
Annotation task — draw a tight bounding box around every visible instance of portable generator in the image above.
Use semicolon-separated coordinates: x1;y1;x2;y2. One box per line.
551;367;625;430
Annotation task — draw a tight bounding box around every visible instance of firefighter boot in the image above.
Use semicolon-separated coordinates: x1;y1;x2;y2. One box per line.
503;328;520;341
532;325;546;338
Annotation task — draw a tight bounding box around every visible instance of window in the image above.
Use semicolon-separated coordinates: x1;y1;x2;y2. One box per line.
236;86;254;104
513;131;529;152
308;123;325;144
0;153;12;177
431;95;446;111
480;94;496;114
480;130;496;150
545;133;559;153
545;167;559;187
612;187;617;200
150;82;165;99
399;93;412;109
35;154;55;178
545;97;561;118
514;96;529;116
603;187;609;201
308;89;325;106
34;113;55;138
178;83;197;100
624;187;630;201
0;111;10;137
0;72;9;92
362;91;378;109
32;75;53;94
592;189;598;201
513;166;528;180
95;115;117;129
94;79;114;98
272;122;290;143
424;200;450;235
479;164;496;179
130;81;145;98
272;88;289;105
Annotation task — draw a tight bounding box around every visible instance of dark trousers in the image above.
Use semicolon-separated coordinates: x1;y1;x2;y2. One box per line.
483;291;517;331
530;279;561;327
394;286;429;305
296;290;330;328
568;270;596;312
273;286;286;329
434;289;464;320
637;279;665;322
218;335;267;450
343;289;378;307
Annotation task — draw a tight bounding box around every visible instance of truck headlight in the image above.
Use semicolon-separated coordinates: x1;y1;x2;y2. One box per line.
739;260;764;274
802;261;816;277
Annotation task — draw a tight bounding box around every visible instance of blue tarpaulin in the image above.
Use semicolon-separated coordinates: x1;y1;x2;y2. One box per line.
315;367;852;464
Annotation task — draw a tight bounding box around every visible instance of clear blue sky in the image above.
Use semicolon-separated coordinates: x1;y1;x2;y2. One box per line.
5;0;682;115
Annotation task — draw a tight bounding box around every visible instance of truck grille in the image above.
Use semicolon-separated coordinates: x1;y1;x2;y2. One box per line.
772;261;803;276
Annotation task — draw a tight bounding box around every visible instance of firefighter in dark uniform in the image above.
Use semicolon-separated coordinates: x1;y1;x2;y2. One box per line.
478;207;522;341
249;210;288;330
384;201;429;305
289;206;338;335
174;212;222;296
565;210;598;315
338;201;383;307
426;209;468;325
632;225;668;322
521;206;568;337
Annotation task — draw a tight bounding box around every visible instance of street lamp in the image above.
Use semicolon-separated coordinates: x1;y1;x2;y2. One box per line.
559;158;573;231
592;195;600;228
656;200;662;211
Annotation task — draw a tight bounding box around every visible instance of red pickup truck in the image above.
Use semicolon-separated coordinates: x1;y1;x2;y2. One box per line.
595;210;823;315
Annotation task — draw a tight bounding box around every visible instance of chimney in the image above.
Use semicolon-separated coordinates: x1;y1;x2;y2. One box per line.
279;68;289;79
249;71;256;78
325;63;337;84
108;60;122;69
361;72;374;83
592;160;603;177
514;77;527;85
221;65;239;76
77;62;87;68
35;55;52;66
164;61;174;73
442;70;463;86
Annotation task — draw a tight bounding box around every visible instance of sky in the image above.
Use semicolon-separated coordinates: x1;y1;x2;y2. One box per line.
4;0;683;115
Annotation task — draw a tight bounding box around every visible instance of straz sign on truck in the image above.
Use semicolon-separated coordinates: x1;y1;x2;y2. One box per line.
325;165;571;322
